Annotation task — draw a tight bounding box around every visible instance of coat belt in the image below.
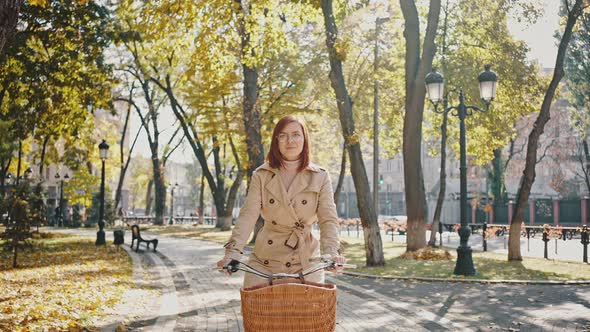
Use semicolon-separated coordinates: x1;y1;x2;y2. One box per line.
265;223;312;268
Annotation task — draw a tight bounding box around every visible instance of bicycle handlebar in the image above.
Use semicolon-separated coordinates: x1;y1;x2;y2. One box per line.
221;259;356;280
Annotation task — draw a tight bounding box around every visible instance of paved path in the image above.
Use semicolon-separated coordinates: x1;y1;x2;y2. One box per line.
338;229;588;263
53;229;590;331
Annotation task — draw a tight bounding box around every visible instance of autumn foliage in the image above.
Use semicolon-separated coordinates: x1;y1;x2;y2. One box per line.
0;233;132;331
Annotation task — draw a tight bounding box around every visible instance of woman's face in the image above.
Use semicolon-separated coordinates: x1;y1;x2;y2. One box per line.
277;121;304;161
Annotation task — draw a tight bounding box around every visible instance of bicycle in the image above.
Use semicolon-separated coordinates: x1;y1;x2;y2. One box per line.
222;258;356;332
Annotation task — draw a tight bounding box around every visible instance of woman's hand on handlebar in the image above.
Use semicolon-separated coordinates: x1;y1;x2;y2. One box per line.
216;258;232;275
328;255;346;273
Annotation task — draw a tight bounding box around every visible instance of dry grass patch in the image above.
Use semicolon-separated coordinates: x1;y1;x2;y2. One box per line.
0;233;132;331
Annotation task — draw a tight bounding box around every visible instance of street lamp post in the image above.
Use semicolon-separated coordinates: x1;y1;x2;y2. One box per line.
169;183;178;225
425;64;498;276
96;140;109;246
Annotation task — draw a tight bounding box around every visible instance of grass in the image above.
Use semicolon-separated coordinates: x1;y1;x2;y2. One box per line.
142;224;590;281
341;236;590;281
0;232;133;331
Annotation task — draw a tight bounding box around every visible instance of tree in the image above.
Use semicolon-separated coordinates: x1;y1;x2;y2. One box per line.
399;0;440;251
565;7;590;195
114;86;143;211
423;0;545;244
0;0;23;54
0;0;115;194
237;0;265;177
509;0;588;261
319;0;385;266
1;181;34;268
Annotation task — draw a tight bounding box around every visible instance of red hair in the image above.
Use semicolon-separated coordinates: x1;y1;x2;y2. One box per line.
267;115;311;171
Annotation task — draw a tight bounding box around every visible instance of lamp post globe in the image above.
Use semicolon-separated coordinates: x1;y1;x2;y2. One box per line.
425;65;499;276
477;64;498;104
96;140;109;246
425;69;445;106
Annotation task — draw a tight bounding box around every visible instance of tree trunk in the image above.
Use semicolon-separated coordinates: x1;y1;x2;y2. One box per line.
238;1;265;178
223;133;246;231
115;103;133;210
198;174;205;225
0;0;22;54
145;178;153;216
509;0;584;261
237;1;266;243
0;158;10;198
38;135;50;178
400;0;441;251
333;142;347;207
582;139;590;195
490;148;507;218
428;110;447;247
212;136;228;229
321;0;384;266
151;157;166;225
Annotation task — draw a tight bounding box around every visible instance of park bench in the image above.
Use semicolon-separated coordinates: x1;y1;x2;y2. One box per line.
130;224;158;252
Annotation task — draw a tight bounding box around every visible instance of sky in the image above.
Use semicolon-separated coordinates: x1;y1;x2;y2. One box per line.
131;1;561;164
507;0;560;69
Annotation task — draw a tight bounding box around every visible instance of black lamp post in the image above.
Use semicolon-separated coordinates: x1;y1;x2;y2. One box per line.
96;140;109;246
425;64;498;276
169;183;179;225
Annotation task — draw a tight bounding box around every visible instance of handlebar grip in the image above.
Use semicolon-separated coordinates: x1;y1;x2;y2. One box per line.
226;259;240;273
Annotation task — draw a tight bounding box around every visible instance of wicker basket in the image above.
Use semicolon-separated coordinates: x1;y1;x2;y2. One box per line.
240;278;337;332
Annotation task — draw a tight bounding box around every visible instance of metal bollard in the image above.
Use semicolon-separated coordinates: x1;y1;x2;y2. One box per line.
581;227;589;264
113;229;125;246
542;231;549;259
482;223;487;252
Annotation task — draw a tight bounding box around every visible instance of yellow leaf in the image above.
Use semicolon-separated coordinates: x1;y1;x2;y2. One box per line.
28;0;48;7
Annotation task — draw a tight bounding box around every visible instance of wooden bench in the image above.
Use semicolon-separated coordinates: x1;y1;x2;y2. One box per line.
130;225;158;252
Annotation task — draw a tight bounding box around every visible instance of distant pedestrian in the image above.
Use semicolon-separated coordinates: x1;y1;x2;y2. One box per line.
217;115;346;287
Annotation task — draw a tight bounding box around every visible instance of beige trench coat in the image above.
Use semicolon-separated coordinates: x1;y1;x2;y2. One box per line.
223;162;340;287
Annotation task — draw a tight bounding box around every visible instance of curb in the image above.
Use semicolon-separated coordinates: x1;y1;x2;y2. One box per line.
342;270;590;285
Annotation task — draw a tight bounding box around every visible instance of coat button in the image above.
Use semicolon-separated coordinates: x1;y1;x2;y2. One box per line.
269;199;275;204
264;260;269;265
295;222;300;227
271;221;277;225
302;199;307;205
268;240;273;245
286;262;291;267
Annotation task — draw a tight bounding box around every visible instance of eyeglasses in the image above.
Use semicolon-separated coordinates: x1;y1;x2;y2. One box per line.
277;133;303;143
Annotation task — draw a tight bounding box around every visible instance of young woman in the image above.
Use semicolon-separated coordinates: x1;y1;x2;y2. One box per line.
217;115;345;287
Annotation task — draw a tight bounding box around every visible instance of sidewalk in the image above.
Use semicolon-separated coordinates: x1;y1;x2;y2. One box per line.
337;229;588;263
54;229;590;331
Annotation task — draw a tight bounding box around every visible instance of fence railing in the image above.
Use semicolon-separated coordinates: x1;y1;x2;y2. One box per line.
438;223;590;263
122;216;218;226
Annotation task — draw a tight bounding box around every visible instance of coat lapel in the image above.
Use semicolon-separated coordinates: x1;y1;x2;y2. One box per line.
286;172;308;198
264;172;287;204
260;162;322;224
